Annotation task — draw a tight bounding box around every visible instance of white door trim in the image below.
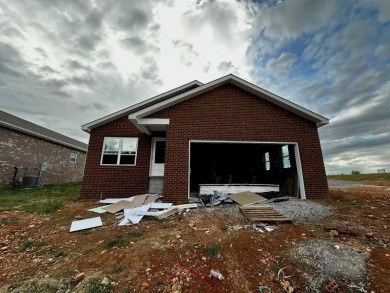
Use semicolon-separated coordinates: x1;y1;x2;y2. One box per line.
188;140;306;199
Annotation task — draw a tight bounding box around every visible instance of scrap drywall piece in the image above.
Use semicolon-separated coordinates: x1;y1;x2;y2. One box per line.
156;208;179;220
124;204;151;224
173;203;198;209
99;197;134;204
143;194;160;205
136;209;170;217
150;202;173;209
88;206;109;214
118;218;131;226
103;200;137;214
131;194;149;207
227;191;267;206
70;217;103;232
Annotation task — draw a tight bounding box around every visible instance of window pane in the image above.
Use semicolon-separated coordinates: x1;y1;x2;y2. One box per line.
264;152;270;170
155;141;166;164
102;154;118;164
104;138;120;153
121;138;138;154
120;155;135;165
282;145;289;157
283;156;291;168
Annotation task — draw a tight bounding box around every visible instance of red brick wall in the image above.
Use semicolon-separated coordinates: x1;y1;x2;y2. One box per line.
148;84;329;203
80;117;151;199
0;126;86;187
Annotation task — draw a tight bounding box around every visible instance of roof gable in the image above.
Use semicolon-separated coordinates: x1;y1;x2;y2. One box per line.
0;110;87;151
82;74;328;134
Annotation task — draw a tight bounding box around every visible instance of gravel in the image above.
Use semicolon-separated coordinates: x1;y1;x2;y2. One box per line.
287;239;370;291
265;198;333;221
328;179;366;189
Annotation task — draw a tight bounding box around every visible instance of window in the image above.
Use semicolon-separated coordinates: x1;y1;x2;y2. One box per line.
264;152;270;171
282;145;291;168
101;137;138;166
70;153;77;163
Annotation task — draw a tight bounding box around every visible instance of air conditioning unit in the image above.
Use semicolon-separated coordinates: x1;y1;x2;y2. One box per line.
21;176;39;188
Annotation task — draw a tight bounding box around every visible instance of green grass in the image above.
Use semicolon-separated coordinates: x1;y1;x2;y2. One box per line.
328;173;389;182
104;236;129;249
19;238;36;252
128;230;145;238
86;278;113;293
203;245;219;258
0;217;20;225
0;182;81;213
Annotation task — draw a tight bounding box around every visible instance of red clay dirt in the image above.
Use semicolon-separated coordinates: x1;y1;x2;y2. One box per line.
0;185;389;292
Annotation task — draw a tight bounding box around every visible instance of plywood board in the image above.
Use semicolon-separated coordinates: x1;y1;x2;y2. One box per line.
131;194;149;206
227;191;267;206
103;200;137;213
143;194;160;205
100;197;134;204
70;217;103;232
240;206;291;223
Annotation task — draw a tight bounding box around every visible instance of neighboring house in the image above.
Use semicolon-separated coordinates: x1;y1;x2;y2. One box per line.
0;110;87;187
81;74;329;204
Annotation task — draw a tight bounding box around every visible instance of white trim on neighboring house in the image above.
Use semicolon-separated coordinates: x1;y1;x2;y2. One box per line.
188;140;306;200
128;74;329;130
81;80;202;132
0;121;87;152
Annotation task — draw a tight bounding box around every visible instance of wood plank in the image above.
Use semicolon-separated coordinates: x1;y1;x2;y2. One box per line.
240;206;291;223
227;191;267;206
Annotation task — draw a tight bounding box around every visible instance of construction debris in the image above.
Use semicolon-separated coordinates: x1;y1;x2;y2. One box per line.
209;269;224;280
240;206;292;223
69;217;103;232
227;191;267;206
324;226;358;236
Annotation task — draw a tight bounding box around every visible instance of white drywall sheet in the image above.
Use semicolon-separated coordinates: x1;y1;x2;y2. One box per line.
70;217;103;232
124;205;151;224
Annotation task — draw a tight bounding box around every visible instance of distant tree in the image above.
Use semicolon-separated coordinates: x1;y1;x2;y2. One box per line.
351;170;361;174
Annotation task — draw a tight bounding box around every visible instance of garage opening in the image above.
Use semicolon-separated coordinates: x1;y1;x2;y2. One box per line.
189;141;304;198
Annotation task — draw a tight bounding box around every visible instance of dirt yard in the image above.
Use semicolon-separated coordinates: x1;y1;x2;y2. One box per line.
0;184;389;293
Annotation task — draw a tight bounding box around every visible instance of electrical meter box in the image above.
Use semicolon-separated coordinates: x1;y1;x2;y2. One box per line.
40;162;48;172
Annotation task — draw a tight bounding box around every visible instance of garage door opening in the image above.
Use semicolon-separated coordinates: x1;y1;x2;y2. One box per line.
189;141;305;199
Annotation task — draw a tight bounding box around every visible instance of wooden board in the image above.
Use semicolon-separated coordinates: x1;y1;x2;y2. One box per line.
227;191;267;206
240;206;291;223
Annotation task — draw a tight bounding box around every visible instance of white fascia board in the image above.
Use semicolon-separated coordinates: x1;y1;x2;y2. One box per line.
138;118;170;126
0;121;87;152
81;80;203;133
127;74;329;127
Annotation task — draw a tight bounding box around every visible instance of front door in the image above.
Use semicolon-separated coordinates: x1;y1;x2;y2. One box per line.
150;138;166;176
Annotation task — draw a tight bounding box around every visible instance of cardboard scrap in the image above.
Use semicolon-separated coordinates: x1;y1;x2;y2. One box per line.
227;191;267;206
70;217;103;232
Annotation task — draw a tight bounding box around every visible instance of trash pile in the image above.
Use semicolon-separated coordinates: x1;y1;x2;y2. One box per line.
69;193;197;232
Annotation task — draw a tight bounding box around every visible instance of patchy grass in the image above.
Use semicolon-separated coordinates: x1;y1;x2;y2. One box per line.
328;173;389;182
128;230;145;238
86;278;113;293
104;236;129;249
203;245;219;258
0;182;81;213
0;217;20;225
19;239;36;252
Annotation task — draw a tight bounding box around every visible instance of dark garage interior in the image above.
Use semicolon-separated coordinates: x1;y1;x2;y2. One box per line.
189;142;300;197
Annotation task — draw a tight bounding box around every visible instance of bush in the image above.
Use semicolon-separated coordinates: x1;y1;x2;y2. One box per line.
351;170;361;174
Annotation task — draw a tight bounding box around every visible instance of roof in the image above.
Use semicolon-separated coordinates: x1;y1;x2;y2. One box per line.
0;110;88;152
82;74;329;133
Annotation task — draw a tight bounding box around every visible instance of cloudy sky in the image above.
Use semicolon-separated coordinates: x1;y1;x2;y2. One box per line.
0;0;389;174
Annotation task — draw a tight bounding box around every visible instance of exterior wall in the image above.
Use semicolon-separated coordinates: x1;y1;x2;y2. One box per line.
80;117;151;199
148;84;329;203
0;126;86;187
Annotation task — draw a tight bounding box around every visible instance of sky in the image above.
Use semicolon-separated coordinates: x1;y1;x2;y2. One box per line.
0;0;389;174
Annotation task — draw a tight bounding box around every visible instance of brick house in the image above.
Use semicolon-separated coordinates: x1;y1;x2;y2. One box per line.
0;110;87;187
81;75;329;203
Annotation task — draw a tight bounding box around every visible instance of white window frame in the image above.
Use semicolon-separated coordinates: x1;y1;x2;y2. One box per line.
70;153;78;163
264;152;270;171
281;145;291;168
100;137;139;166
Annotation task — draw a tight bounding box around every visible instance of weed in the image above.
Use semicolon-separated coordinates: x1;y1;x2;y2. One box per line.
105;236;129;249
114;266;124;273
273;263;283;274
204;245;219;258
128;230;145;238
19;238;35;252
221;225;229;232
0;217;20;225
35;247;66;257
86;278;112;293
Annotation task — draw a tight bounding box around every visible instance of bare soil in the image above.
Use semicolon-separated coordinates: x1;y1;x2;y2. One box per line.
0;185;389;293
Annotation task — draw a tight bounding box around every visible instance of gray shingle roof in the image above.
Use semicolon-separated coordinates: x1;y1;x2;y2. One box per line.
0;110;87;152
